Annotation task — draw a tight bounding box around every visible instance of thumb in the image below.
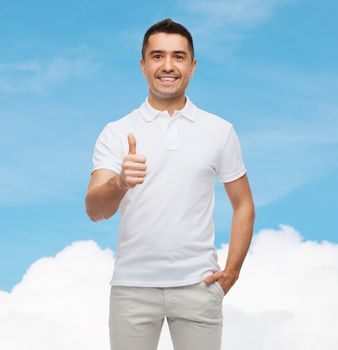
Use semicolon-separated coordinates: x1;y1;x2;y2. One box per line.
128;133;137;155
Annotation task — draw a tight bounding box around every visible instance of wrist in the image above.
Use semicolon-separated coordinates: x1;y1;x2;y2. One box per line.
222;269;240;280
110;174;128;192
117;174;129;191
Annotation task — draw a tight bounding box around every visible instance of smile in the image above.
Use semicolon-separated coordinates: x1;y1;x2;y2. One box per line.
159;77;177;81
157;76;179;85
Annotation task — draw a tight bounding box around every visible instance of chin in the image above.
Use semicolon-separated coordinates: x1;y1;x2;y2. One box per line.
158;92;183;100
156;87;186;97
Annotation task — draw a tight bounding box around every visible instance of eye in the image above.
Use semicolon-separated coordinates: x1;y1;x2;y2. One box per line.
175;55;184;60
153;54;162;60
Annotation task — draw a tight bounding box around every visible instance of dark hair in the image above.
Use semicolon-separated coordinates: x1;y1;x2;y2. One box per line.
142;18;194;61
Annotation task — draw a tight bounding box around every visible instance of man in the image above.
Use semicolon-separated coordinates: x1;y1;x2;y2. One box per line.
86;18;255;350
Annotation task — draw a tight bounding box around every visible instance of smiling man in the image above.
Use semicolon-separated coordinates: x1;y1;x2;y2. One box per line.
85;18;255;350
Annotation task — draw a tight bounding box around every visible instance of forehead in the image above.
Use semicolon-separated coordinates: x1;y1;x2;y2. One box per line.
146;33;189;53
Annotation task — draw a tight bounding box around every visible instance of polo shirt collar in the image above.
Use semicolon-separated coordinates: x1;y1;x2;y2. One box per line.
140;96;196;122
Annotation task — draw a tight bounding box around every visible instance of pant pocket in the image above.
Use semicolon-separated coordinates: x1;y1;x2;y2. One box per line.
214;281;225;299
199;281;224;302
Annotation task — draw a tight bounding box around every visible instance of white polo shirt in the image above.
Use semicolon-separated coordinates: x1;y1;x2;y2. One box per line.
91;96;247;287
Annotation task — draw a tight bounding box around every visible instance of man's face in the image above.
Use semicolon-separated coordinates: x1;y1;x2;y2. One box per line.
140;33;196;100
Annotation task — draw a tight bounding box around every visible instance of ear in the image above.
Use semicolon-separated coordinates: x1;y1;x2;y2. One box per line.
190;58;197;77
140;58;146;76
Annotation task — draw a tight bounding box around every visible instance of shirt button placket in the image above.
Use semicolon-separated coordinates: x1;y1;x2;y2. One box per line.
165;115;179;150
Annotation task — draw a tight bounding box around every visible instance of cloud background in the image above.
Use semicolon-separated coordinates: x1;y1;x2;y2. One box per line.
1;226;337;350
1;0;338;348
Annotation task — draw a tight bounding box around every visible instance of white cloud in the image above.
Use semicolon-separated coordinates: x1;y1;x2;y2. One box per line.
0;51;98;94
1;225;338;349
0;241;113;350
223;225;338;349
177;0;297;59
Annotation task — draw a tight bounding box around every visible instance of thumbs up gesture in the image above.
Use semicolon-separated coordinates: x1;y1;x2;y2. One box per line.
119;133;147;190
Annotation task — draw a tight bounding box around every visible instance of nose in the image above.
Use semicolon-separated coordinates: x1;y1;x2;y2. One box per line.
162;56;174;72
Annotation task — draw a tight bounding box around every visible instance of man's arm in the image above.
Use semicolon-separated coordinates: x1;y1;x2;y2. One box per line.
203;173;255;295
85;169;129;222
85;133;147;222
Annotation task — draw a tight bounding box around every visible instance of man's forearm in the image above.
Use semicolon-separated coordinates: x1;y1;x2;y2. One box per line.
85;175;128;222
224;202;255;276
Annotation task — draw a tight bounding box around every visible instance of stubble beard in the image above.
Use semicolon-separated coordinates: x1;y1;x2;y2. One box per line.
150;77;189;102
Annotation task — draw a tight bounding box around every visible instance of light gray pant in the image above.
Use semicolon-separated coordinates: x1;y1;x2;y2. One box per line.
109;280;225;350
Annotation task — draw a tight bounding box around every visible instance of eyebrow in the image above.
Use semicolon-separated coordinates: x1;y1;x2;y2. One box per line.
149;50;188;56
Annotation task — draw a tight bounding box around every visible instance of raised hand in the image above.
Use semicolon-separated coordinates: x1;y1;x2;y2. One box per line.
118;133;147;190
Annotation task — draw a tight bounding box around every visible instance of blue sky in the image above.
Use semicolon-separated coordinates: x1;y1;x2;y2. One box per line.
1;0;337;292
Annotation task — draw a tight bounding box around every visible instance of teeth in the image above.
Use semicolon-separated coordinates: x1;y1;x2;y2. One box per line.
159;77;176;81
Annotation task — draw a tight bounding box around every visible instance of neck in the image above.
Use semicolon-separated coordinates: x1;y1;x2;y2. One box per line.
148;92;186;116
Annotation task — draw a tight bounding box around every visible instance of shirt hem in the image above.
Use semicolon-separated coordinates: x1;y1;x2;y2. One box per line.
109;274;211;288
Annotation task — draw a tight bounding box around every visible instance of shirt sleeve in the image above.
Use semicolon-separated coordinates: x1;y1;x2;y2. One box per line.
216;124;247;183
91;124;123;175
